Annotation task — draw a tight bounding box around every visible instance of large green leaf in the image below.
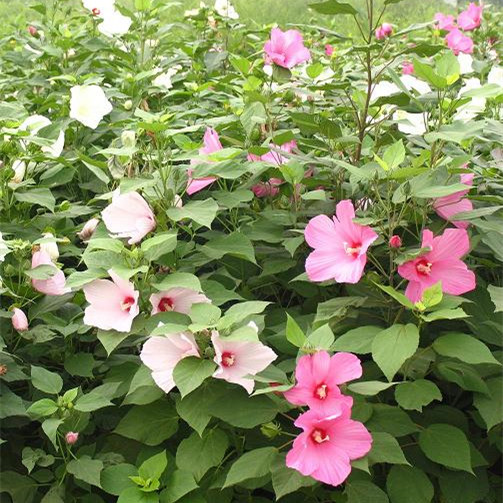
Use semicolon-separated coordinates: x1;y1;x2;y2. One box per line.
386;465;434;503
172;357;216;397
223;447;277;488
433;333;500;365
394;380;442;411
167;199;218;229
309;0;358;15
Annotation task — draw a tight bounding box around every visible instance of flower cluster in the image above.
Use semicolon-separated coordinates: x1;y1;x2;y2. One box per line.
284;351;372;486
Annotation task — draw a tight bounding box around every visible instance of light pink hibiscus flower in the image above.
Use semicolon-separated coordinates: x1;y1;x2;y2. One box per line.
31;250;70;296
457;2;483;31
398;228;476;303
305;200;379;284
434;13;456;31
248;140;297;165
433;173;474;229
140;333;200;393
264;28;311;69
286;401;372;486
445;28;474;55
83;270;139;332
149;287;210;315
102;191;156;245
187;127;222;195
284;351;362;414
211;331;277;393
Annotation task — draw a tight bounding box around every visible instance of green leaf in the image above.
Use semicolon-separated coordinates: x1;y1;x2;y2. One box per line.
114;401;179;446
75;387;115;412
386;465;434;503
436;51;460;84
417;282;442;310
270;453;316;499
348;381;397;396
383;140;405;171
31;366;63;395
41;418;63;450
373;283;414;309
24;264;58;280
160;470;198;503
395;380;442;411
437;361;489;394
67;456;104;487
346;480;389;503
135;0;151;9
65;269;105;289
438;470;490;503
118;487;159;503
420;308;468;322
217;300;269;330
27;398;58;418
224;447;277;488
200;231;256;264
240;101;267;136
305;324;334;350
371;324;420;381
97;329;132;356
332;326;382;354
310;0;358;15
285;313;307;347
368;432;410;466
153;273;201;292
172;357;217;398
419;424;473;473
176;429;228;482
141;231;178;261
366;404;419;437
101;463;137;496
139;451;168;482
14;188;55;211
473;378;502;430
167;199;218;229
64;353;95;377
433;333;500;365
189;303;221;327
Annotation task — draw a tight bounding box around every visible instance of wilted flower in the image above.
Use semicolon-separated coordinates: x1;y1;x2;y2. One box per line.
31;250;69;296
445;28;474;55
69;85;113;129
141;333;200;393
264;28;311;69
83;270;139;332
398;228;476;303
211;331;277;393
457;2;483;31
375;23;393;40
389;235;403;248
102;191;156;245
78;218;99;241
149;287;210;315
65;432;79;445
12;308;29;332
252;178;283;198
214;0;239;19
305;200;378;284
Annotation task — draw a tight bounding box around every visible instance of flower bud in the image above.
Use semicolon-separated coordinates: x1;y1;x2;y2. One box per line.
27;25;38;36
121;130;136;149
40;233;59;262
12;160;26;183
325;44;334;57
78;218;99;241
124;99;133;111
389;235;402;249
260;422;281;439
12;308;29;332
65;432;79;445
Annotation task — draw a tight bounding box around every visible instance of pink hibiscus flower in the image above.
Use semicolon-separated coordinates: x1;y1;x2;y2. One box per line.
83;269;139;332
445;28;474;55
434;13;456;31
149;287;210;315
264;28;311;69
398;228;476;303
375;23;393;40
211;331;277;393
433;173;474;229
325;44;334;57
187;127;222;195
140;333;200;393
305;200;379;284
31;250;70;296
102;191;156;245
402;62;414;75
248;140;297;166
458;3;483;31
284;351;362;414
286;402;372;486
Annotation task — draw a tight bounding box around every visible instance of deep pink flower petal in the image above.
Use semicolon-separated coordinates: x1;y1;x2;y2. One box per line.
434;197;472;229
327;353;363;386
304;215;339;249
430;260;476;296
430;228;470;261
200;127;223;154
330;418;373;460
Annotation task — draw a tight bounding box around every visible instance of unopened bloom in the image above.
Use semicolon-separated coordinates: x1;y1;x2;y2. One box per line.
325;44;334;57
102;191;156;245
149;287;210;315
0;232;10;262
140;333;200;393
214;0;239;19
211;331;277;393
433;173;474;229
78;218;99;241
187;127;222;195
375;23;393;40
264;28;311;69
445;28;474;55
284;351;362;413
389;235;402;248
31;250;69;296
252;178;283;198
69;85;113;129
27;25;38;36
39;233;59;262
83;270;139;332
402;62;414;75
82;0;115;17
286;402;372;486
398;228;476;303
457;2;483;31
434;13;456;31
305;200;378;284
65;432;79;445
12;160;26;183
12;308;29;332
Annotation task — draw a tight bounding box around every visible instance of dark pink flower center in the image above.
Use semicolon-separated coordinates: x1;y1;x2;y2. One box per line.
311;428;330;444
416;259;433;276
158;297;174;312
121;296;135;312
92;7;100;15
314;383;329;400
221;352;235;367
344;242;362;257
